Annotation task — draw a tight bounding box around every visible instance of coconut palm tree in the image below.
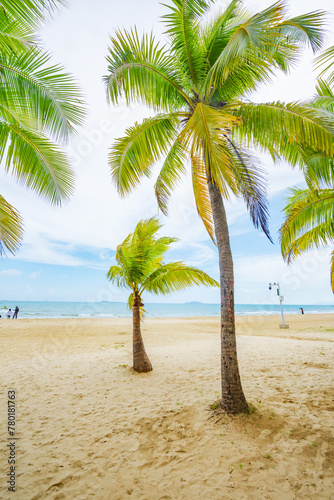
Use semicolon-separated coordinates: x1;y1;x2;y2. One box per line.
0;0;85;255
104;0;334;412
280;49;334;292
107;217;219;372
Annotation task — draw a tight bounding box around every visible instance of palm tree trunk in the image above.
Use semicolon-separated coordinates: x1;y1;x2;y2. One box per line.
132;294;153;373
206;171;248;414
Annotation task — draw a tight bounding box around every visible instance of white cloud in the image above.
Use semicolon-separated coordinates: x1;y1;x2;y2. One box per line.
29;270;43;279
0;269;22;277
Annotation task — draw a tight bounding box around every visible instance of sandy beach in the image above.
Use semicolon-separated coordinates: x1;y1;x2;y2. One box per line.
1;314;333;499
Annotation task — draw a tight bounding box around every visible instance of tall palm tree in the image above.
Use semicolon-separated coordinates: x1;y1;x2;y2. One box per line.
104;0;334;412
107;217;219;372
0;0;85;255
280;49;334;292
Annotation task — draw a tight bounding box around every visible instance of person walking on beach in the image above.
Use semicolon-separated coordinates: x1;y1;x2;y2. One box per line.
299;307;304;315
12;306;19;319
6;309;12;319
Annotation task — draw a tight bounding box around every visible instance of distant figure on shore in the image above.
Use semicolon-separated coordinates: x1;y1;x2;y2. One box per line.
6;309;12;319
12;306;19;319
299;307;304;315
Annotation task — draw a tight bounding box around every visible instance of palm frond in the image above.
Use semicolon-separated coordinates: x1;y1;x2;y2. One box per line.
279;187;334;263
315;45;334;85
225;141;272;241
0;9;35;54
233;101;334;162
179;103;241;197
109;114;180;196
106;265;129;289
141;261;219;294
191;154;215;242
0;194;24;256
0;120;74;205
155;138;188;215
277;10;325;53
162;0;212;91
0;0;67;28
105;27;191;111
204;0;241;66
0;48;85;141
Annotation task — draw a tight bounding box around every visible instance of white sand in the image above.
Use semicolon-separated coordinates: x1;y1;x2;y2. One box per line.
0;314;333;499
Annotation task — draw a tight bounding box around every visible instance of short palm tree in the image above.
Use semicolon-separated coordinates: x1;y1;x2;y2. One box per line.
104;0;334;412
107;217;219;372
0;0;85;255
280;48;334;292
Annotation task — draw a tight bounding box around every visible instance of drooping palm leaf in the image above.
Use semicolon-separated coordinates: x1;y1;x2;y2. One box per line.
280;187;334;264
0;121;74;204
0;0;67;28
141;261;219;294
0;49;85;141
191;154;215;242
155;138;188;215
233;101;334;162
0;195;23;255
104;28;191;111
315;45;334;85
110;114;181;196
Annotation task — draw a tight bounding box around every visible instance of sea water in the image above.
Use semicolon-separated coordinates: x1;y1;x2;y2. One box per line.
0;301;333;319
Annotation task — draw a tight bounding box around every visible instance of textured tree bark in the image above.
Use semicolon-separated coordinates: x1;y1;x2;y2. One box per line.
206;171;248;414
132;294;153;373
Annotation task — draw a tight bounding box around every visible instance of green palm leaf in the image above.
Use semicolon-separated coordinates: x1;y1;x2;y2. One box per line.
233;101;334;162
110;114;181;196
0;195;23;255
141;261;219;294
0;121;74;204
0;0;67;28
155;138;188;215
0;48;85;141
105;27;191;111
280;187;334;263
191;154;215;242
163;0;211;91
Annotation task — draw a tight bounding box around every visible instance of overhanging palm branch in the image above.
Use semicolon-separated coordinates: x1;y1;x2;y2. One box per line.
0;0;85;255
0;0;67;28
0;49;85;141
0;195;23;256
279;187;334;291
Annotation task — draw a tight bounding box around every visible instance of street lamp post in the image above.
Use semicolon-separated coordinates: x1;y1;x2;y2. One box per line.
269;282;289;329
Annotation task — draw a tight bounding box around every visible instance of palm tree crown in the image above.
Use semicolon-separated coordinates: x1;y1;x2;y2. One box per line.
107;216;219;310
104;0;332;240
0;0;85;255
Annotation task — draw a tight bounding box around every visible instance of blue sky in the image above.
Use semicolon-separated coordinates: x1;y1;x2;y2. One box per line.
1;0;334;305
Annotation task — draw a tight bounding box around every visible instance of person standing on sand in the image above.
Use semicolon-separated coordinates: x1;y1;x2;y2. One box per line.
12;306;19;319
6;309;12;319
299;307;304;315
